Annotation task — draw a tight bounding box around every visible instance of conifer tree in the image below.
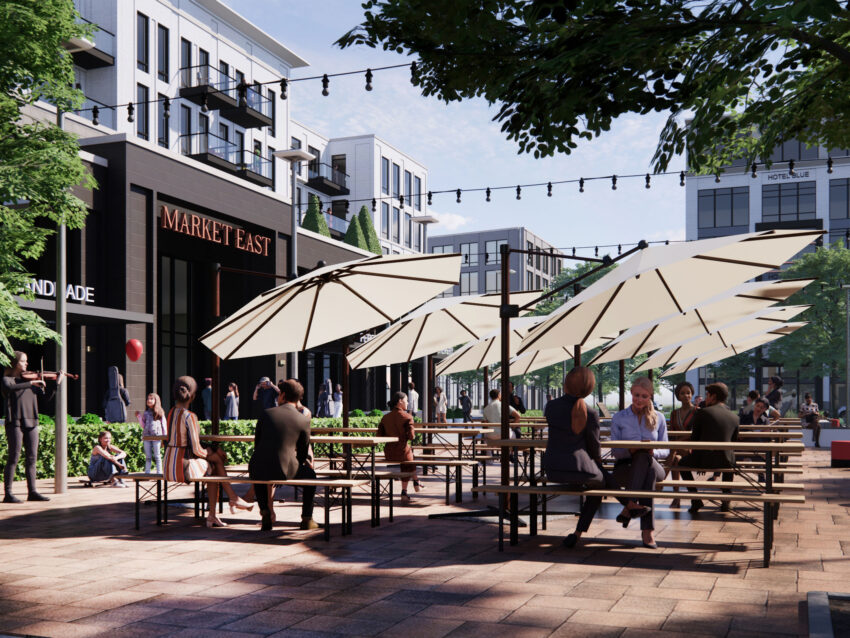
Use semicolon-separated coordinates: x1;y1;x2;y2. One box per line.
357;205;382;254
343;214;370;251
300;194;330;237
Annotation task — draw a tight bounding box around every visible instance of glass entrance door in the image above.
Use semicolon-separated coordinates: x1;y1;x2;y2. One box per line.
159;255;194;402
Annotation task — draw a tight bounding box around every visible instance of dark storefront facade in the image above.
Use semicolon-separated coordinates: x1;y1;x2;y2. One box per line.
20;138;379;420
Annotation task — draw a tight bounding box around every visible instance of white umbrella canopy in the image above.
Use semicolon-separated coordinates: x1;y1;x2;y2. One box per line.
491;337;612;380
347;291;542;369
632;306;810;372
435;316;544;376
586;277;815;366
518;230;822;357
200;253;462;359
660;322;808;377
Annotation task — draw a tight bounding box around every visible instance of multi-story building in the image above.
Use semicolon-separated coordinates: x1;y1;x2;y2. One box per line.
18;0;436;417
685;140;850;412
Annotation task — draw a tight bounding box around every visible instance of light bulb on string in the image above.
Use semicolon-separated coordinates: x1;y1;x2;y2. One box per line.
365;69;373;91
427;191;432;206
618;244;622;255
91;105;99;126
611;175;617;190
399;194;404;207
645;174;650;189
579;177;584;193
163;97;170;120
828;157;834;173
789;159;795;176
516;185;521;200
547;182;552;197
594;246;598;256
279;78;287;100
321;74;329;96
714;173;720;183
680;171;685;186
371;198;376;212
410;61;418;83
456;189;462;203
751;162;758;178
486;187;491;202
127;102;134;123
572;247;576;256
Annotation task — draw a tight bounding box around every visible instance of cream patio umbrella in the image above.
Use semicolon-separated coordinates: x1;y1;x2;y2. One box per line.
347;291;542;369
631;306;810;372
200;253;462;359
491;336;613;380
435;316;544;376
586;278;815;366
660;322;808;377
517;230;823;358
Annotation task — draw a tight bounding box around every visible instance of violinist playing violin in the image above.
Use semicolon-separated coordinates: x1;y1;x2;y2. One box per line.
2;350;70;503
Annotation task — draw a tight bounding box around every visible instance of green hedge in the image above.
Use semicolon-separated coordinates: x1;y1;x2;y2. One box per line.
0;416;388;480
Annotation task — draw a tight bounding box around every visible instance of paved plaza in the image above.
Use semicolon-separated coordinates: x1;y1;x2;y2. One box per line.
0;449;846;638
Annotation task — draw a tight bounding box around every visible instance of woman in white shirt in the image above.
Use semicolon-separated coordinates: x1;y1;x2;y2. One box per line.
433;386;448;423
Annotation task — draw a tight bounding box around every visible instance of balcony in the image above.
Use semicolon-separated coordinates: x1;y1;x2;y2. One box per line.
219;84;273;129
237;150;273;187
66;16;115;68
307;162;349;196
299;210;350;235
179;131;239;172
178;64;238;111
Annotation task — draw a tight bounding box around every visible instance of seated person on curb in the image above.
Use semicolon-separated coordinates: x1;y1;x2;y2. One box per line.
799;392;821;448
482;388;520;441
378;391;422;503
543;367;638;549
87;431;129;487
249;378;319;532
678;382;739;514
610;377;669;550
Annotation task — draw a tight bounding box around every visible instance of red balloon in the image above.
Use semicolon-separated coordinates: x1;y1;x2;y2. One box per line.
125;339;143;362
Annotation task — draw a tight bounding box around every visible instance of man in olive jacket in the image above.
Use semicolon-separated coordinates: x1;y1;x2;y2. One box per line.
249;379;318;531
677;382;739;514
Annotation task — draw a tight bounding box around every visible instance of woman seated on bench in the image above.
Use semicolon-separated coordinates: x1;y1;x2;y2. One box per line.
378;391;421;502
543;367;638;548
163;375;252;528
610;376;669;549
87;431;129;487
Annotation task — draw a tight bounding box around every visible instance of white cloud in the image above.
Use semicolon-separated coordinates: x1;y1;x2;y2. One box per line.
430;211;471;232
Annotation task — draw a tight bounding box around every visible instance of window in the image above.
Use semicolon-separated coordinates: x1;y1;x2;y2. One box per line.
267;146;276;189
762;182;815;222
527;272;534;290
486;270;501;293
235;131;244;161
137;13;149;72
381;202;390;239
219;61;230;92
157;92;168;147
157;25;169;81
404;170;412;206
252;140;262;175
219;123;229;142
308;145;320;173
527;241;534;265
136;84;149;140
198;48;208;70
179;38;191;86
698;187;749;228
460;242;478;266
460;272;478;295
381;157;389;194
392;163;400;198
268;89;275;136
198;113;208;151
542;251;549;274
414;176;422;210
405;213;412;247
830;179;850;220
290;137;302;174
536;275;541;289
485;239;507;264
432;245;452;254
542;279;549;289
295;187;302;217
392;207;400;243
415;225;422;251
536;251;541;269
179;104;191;154
332;154;346;177
768;139;819;163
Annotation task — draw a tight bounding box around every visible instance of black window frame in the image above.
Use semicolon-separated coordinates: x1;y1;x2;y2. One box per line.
392;163;400;199
179;38;191;87
761;181;816;223
381;157;390;195
460;242;478;266
404;170;412;206
698;186;750;228
136;83;149;140
268;89;275;136
830;178;850;220
405;212;412;247
381;202;390;239
137;12;149;72
157;24;169;81
157;91;168;148
392;206;400;243
414;176;422;210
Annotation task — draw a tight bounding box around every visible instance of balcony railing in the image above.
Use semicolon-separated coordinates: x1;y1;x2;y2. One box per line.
68;9;115;68
179;131;239;168
299;210;350;235
220;83;273;129
178;64;238;111
82;97;115;129
237;150;273;187
77;16;115;57
307;162;349;196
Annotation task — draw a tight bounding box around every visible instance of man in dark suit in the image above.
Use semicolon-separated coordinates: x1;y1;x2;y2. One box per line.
678;382;739;514
249;379;318;531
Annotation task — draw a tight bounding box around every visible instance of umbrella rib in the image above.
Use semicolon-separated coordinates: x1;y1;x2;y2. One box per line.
693;255;781;269
694;308;711;335
684;357;700;373
740;230;823;242
663;346;681;368
347;271;460;285
519;304;579;353
631;324;659;359
350;324;401;369
444;309;481;340
718;331;728;348
335;279;394;323
221;289;302;360
580;282;624;346
301;281;324;352
654;269;683;313
353;253;459;267
407;316;429;363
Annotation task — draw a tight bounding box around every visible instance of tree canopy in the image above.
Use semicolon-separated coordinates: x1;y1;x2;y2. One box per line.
338;0;850;174
357;205;382;254
0;0;93;366
300;194;331;237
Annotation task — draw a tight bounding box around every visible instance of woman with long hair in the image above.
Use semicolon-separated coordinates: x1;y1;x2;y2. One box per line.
610;376;669;549
543;367;639;548
136;392;166;473
163;376;252;527
667;381;697;508
224;382;239;420
87;430;129;486
378;391;421;502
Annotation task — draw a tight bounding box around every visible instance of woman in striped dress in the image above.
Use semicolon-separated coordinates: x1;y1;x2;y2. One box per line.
163;376;252;527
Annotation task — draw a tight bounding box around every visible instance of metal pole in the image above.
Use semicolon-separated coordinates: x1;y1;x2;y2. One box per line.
211;264;221;435
845;287;849;424
54;108;67;494
619;360;626;411
499;243;511;488
574;345;581;368
483;366;489;408
342;340;350;428
289;160;298;379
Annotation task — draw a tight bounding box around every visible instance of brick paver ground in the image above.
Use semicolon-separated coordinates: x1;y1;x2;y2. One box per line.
0;449;846;637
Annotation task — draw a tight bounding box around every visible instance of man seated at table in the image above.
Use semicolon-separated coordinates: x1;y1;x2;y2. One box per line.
249;379;319;531
482;388;520;441
677;382;739;514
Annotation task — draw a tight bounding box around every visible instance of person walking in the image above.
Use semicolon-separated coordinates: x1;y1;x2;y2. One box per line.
2;351;59;502
407;382;419;419
332;384;343;418
434;386;448;423
135;392;166;473
378;391;421;502
316;386;329;417
103;366;130;423
459;389;472;423
224;383;239;420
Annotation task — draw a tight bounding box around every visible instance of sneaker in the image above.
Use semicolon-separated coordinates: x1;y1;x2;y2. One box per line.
413;482;424;493
300;517;320;530
111;482;125;488
3;494;22;503
27;492;50;501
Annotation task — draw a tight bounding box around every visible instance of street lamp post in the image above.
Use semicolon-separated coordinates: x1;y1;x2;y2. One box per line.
273;148;315;379
55;107;67;494
842;283;850;422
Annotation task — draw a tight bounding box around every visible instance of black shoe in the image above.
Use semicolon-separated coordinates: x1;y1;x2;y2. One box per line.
616;513;631;528
688;499;703;514
628;506;651;519
563;533;578;548
260;509;272;531
719;502;730;512
642;541;658;549
27;492;49;502
3;494;22;503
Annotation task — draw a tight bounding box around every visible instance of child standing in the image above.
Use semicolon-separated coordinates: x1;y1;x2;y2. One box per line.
135;393;167;473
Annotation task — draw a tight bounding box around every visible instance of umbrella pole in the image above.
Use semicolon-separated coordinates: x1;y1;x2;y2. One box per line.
212;264;221;435
342;339;350;428
574;346;582;368
619;360;626;411
483;366;489;410
499;244;512;490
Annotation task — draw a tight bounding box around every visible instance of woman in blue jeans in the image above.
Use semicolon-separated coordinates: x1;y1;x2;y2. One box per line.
610;376;669;549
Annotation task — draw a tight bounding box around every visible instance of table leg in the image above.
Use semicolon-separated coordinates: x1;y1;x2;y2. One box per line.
156;479;162;526
456;465;462;503
389;477;394;522
135;480;140;530
498;493;505;552
371;448;377;528
163;480;168;525
445;467;450;505
324;486;331;541
347;486;353;534
510;493;519;545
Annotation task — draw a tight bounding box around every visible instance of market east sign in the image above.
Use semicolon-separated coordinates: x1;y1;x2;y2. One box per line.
160;205;271;256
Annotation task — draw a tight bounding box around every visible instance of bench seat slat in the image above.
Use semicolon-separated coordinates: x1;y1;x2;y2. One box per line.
471;485;804;503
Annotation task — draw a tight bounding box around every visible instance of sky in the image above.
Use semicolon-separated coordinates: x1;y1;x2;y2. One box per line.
221;0;686;254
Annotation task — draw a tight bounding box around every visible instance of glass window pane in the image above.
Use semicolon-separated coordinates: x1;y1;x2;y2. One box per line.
715;189;732;226
800;142;818;160
732;187;749;226
698;192;714;228
830;180;848;219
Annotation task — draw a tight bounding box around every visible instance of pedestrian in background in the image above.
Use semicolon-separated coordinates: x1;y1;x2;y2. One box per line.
459;389;472;422
201;378;213;420
103;366;130;423
224;382;239;420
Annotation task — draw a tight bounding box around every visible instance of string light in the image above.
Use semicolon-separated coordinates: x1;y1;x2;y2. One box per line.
594;246;599;256
579;177;584;193
516;185;521;200
91;105;99;126
427;191;432;205
486;187;491;202
751;162;757;178
399;194;404;207
371;198;376;212
127;102;134;123
645;173;650;189
322;74;329;96
456;188;461;203
618;244;622;254
828;157;834;173
163;97;170;120
572;247;576;256
547;181;552;196
365;69;373;91
788;159;795;176
714;173;720;183
279;78;287;100
410;61;418;83
611;175;617;190
680;171;685;186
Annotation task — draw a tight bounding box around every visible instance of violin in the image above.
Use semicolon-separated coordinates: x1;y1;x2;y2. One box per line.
20;370;79;381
